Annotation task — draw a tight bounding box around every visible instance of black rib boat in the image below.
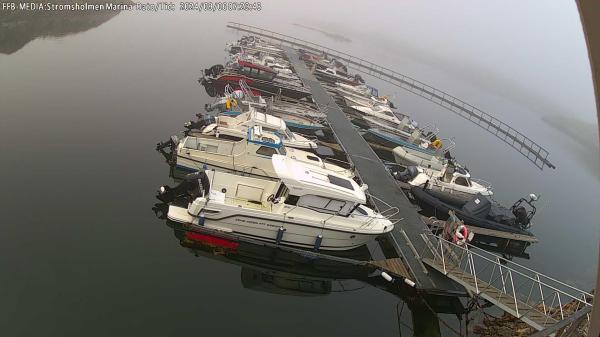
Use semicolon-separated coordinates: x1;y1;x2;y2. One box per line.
410;186;537;238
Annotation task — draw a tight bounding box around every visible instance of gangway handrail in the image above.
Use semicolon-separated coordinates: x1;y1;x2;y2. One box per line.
226;22;556;170
427;232;594;301
421;231;593;330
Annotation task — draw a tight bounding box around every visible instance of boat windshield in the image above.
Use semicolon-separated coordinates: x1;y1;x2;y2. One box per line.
284;129;295;140
454;176;471;187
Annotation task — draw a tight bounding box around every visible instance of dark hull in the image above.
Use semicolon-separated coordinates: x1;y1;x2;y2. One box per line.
314;71;359;85
362;130;399;150
200;74;311;100
411;186;535;237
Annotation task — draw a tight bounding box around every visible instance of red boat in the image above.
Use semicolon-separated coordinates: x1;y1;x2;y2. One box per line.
200;60;312;100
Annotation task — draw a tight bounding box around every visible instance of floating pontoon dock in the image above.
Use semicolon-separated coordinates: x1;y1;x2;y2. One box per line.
283;46;463;293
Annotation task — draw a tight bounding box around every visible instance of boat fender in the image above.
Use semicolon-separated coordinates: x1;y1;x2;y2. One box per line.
276;227;285;244
202;123;217;135
381;271;393;282
314;235;323;250
199;210;206;226
432;139;443;149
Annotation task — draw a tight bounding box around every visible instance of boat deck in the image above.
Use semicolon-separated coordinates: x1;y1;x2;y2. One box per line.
421;216;539;243
284;47;463;293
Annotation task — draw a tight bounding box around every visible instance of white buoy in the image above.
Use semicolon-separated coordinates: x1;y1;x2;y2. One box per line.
403;278;416;288
381;271;393;282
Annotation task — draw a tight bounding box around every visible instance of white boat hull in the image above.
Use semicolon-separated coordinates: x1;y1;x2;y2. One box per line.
167;205;387;251
393;146;445;171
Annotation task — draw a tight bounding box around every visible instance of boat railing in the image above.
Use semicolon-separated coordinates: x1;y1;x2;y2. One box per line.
469;178;493;190
441;137;456;153
421;231;593;329
238;79;262;103
322;156;354;170
433;137;456;156
365;193;401;223
418;123;440;138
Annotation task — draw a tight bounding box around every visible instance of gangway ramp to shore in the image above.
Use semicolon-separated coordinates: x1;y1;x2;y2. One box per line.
420;232;594;332
226;22;555;171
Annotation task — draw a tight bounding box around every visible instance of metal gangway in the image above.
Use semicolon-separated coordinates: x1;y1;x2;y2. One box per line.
419;232;594;333
226;22;556;170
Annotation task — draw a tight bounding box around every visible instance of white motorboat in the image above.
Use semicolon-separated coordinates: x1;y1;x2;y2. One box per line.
188;110;317;150
314;67;360;84
403;163;493;205
175;126;353;178
362;115;417;136
349;104;401;125
343;95;391;109
335;82;371;96
161;155;395;250
393;146;447;171
392;134;453;170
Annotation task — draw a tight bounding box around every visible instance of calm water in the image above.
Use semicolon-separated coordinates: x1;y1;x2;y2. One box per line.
1;2;598;336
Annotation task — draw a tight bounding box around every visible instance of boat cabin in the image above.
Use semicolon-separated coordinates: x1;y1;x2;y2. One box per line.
271;155;367;216
236;60;277;81
439;165;473;187
182;125;286;157
180;126;342;177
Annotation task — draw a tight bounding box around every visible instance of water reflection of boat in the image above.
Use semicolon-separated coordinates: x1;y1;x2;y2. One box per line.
176;227;370;296
150;209;466;336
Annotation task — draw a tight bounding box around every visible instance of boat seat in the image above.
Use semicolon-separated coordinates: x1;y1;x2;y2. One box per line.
235;184;264;204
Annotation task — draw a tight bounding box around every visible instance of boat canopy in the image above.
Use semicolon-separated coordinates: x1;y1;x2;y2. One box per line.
272;155;366;204
366;85;379;97
247;126;283;149
248;109;286;131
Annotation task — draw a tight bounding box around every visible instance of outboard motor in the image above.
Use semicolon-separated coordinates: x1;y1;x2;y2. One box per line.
184;115;216;131
205;64;224;77
156;171;210;203
391;165;420;182
510;194;538;229
156;135;178;152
